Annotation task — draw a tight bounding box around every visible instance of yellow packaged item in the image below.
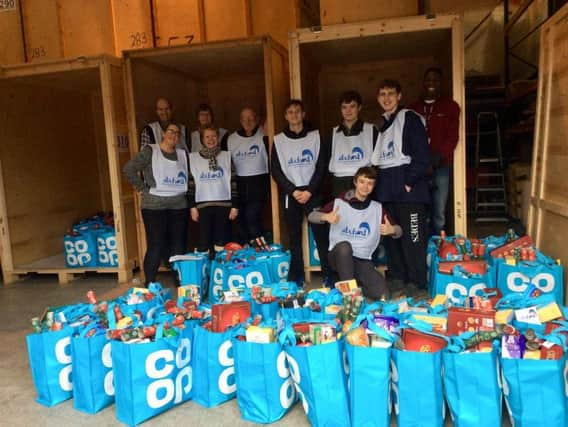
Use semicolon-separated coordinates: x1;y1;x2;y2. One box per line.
245;326;275;343
431;294;448;308
538;302;563;323
495;309;514;324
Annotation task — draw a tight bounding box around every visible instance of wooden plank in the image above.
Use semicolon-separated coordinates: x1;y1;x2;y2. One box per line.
111;0;154;55
203;0;250;41
451;15;467;235
152;0;203;47
21;0;63;62
320;0;418;26
250;0;297;48
0;0;25;64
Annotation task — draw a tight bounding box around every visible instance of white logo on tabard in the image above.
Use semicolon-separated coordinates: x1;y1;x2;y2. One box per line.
145;337;192;409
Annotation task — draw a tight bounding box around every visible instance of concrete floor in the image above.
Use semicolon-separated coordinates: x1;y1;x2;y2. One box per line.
1;271;512;426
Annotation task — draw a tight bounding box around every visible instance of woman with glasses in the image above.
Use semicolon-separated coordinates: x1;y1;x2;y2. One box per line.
189;124;239;256
124;122;190;285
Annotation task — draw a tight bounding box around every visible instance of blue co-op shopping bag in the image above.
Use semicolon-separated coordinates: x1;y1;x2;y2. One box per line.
26;326;75;407
443;347;502;427
257;250;291;283
233;339;297;423
192;325;237;407
64;230;97;268
223;261;271;295
111;325;193;426
501;355;568;427
71;333;114;414
497;257;563;304
431;266;495;304
208;259;225;304
392;348;445;427
281;328;350;427
95;226;118;267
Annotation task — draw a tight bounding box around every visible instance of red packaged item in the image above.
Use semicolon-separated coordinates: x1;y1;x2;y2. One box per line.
541;344;564;360
211;301;251;332
402;329;447;353
448;307;496;351
437;260;487;275
490;235;533;258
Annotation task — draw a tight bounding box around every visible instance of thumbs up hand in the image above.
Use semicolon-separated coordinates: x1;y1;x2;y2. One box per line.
322;206;340;224
380;216;395;235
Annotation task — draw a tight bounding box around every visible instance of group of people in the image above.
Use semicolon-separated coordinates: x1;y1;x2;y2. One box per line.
124;67;460;300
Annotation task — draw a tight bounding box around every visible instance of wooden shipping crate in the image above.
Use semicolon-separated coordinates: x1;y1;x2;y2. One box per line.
320;0;418;25
0;0;25;64
527;2;568;297
0;56;138;285
288;14;466;280
123;36;289;275
20;0;153;62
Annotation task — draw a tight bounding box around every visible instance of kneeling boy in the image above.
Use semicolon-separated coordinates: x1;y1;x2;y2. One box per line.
308;166;402;300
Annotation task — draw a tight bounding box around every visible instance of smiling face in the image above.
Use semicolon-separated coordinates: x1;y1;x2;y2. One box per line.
240;108;258;134
341;100;361;124
198;110;212;127
353;175;376;200
162;123;180;149
202;128;219;149
284;104;305;127
377;87;402;115
423;70;442;100
156;98;172;123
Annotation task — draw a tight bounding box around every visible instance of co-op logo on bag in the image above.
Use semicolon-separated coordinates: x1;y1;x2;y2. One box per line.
288;149;314;167
200;167;224;181
286;353;308;414
55;337;73;392
341;222;371;239
102;342;114;396
65;239;92;266
338;147;364;162
277;261;289;279
163;171;187;186
218;340;236;395
445;282;487;304
97;235;118;265
235;144;260;160
507;271;556;293
379;141;395;161
276;351;296;409
145;337;192;409
227;271;264;289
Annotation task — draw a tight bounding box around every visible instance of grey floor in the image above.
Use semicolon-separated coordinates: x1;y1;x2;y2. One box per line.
1;271;511;426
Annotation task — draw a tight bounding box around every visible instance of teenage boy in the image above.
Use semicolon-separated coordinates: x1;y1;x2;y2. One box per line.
190;103;228;152
227;107;270;243
271;99;332;286
371;79;430;296
140;97;189;152
309;166;402;300
409;67;460;235
328;90;378;196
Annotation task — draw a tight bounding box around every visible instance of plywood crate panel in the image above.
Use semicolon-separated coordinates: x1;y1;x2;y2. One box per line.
0;0;25;64
0;56;138;285
123;36;289;275
288;14;465;280
320;0;418;25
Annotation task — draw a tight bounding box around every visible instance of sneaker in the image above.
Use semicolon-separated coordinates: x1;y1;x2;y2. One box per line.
322;276;334;289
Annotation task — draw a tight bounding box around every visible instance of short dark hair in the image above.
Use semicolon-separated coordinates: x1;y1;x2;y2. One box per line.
339;90;362;106
156;97;172;108
424;67;443;78
377;79;402;94
354;166;377;181
284;99;304;111
196;103;214;120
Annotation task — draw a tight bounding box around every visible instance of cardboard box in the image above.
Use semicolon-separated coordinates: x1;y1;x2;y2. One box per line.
334;279;358;294
211;301;251;332
412;314;447;333
537;302;563;323
245;326;275;343
402;329;447;353
447;307;495;336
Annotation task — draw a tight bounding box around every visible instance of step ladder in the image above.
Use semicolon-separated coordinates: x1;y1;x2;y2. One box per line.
474;112;508;222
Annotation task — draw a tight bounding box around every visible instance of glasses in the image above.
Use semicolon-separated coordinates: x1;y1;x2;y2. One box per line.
165;129;180;135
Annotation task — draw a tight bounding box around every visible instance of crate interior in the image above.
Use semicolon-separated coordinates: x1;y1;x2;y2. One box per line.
0;68;113;269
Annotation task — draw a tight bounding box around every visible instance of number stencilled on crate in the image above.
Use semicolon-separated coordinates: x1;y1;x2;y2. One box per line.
29;46;47;59
129;32;150;48
0;0;16;12
117;134;129;152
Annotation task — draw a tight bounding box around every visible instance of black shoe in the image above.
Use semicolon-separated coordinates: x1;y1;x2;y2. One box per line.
406;283;429;300
388;279;405;298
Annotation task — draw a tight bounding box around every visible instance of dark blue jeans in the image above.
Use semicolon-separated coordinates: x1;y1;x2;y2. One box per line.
431;166;450;234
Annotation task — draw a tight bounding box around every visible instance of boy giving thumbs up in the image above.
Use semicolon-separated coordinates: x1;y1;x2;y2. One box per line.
308;166;402;300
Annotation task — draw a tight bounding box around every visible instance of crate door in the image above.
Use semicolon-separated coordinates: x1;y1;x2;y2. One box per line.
527;3;568;302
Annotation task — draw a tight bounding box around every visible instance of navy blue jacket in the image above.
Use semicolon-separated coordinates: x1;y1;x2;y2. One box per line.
374;107;431;204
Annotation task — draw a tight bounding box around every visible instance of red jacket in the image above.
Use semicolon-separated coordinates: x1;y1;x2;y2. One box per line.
409;97;460;167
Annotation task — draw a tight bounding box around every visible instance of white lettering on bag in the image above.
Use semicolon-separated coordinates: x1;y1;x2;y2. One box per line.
101;342;114;396
445;283;487;304
343;350;350;392
390;360;399;415
227;271;264;289
145;338;192;409
55;337;73;392
286;352;308;414
564;360;568;397
277;261;289;280
506;272;555;293
218;340;236;394
276;351;296;409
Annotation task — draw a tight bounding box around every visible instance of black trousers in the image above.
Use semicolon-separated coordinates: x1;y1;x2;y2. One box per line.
197;206;231;253
328;241;388;300
142;208;189;284
283;195;331;282
237;199;265;242
383;202;428;287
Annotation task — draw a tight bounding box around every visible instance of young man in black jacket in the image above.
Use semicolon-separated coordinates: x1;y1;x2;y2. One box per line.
371;79;430;296
271;99;332;286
